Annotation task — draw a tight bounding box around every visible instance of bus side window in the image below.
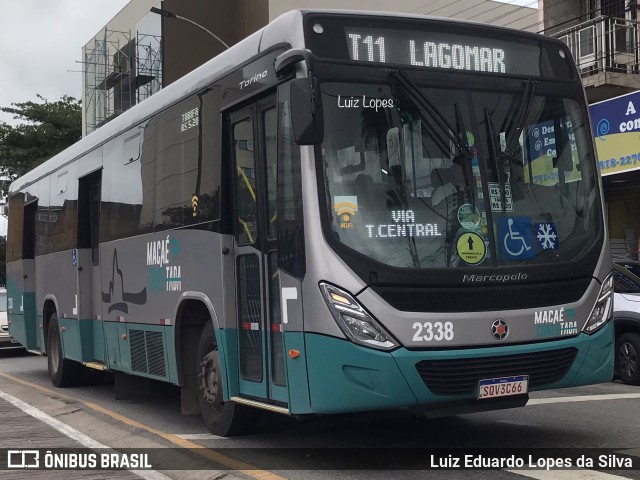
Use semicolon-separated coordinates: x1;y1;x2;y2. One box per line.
277;86;305;279
78;171;102;266
264;108;278;240
23;202;37;260
233;117;258;245
6;195;25;262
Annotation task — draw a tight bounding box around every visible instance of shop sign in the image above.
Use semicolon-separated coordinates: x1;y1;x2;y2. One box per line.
589;91;640;176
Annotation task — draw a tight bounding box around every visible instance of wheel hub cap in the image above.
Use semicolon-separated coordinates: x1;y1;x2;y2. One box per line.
620;341;638;378
199;350;222;409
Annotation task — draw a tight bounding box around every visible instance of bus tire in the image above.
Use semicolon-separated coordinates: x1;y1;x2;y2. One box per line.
196;321;257;436
47;313;80;387
616;332;640;385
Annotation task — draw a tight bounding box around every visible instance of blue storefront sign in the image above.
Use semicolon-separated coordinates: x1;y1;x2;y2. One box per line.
589;91;640;176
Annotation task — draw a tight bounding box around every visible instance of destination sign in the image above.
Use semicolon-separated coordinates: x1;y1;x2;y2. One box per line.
344;27;540;76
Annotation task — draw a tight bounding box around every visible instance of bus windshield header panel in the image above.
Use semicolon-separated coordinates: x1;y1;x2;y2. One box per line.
303;15;575;80
344;27;539;76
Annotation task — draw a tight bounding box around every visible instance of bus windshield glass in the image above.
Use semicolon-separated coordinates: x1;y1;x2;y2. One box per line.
319;79;600;269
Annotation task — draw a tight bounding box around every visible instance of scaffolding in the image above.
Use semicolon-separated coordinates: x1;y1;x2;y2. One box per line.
136;32;163;104
83;28;162;135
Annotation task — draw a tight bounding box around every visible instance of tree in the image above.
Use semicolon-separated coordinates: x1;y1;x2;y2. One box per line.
0;95;81;197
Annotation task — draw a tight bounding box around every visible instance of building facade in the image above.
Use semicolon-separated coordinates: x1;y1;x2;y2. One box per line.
543;0;640;258
82;0;162;136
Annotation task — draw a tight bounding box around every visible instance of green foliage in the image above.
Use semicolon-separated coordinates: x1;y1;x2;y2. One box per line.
0;95;81;197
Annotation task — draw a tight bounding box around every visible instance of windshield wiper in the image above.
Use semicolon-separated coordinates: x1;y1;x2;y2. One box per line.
484;79;537;215
484;108;506;215
455;102;470;153
504;78;537;164
391;70;472;157
392;70;474;268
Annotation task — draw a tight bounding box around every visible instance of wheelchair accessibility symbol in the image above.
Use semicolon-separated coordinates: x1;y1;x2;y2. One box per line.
498;217;535;260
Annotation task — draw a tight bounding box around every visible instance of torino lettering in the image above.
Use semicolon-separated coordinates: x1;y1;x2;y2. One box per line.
410;40;505;73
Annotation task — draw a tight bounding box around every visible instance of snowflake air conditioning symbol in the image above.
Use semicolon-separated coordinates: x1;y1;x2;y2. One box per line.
535;222;559;251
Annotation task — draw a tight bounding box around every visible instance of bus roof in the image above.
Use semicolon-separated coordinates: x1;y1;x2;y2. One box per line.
9;9;550;195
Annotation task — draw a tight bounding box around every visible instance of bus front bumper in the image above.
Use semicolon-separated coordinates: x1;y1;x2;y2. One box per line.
299;321;614;415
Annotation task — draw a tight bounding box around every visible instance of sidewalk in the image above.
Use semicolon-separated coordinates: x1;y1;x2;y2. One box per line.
0;395;139;479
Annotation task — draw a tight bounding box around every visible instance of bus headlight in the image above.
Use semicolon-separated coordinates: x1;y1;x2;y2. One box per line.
582;273;614;334
319;282;398;350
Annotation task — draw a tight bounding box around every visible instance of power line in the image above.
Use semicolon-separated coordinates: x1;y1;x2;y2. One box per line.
487;0;577;29
487;0;539;25
407;0;634;39
464;0;540;25
410;0;556;33
411;0;536;19
498;0;630;31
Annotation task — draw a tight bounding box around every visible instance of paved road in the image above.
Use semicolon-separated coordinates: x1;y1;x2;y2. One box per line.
1;349;639;480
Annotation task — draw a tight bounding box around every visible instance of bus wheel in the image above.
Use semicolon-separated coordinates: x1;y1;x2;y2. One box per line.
196;321;256;436
616;333;640;385
47;313;80;387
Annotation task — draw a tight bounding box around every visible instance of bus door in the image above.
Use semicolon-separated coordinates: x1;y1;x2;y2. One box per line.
228;94;289;405
77;171;102;362
22;200;39;350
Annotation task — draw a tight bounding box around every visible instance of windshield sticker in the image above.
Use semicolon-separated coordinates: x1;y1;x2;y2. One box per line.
526;120;581;185
456;232;486;265
334;196;358;229
498;217;535;260
535;307;578;337
535;222;559;250
457;204;481;230
467;131;475;146
488;182;513;212
338;95;394;111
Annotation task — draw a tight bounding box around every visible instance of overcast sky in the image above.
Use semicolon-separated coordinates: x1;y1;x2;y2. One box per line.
0;0;130;125
0;0;129;235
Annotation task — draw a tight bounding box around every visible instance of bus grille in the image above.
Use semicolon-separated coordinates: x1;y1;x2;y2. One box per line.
415;347;578;396
372;278;590;312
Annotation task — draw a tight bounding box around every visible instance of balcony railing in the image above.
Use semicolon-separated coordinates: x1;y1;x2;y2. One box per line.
552;16;640;76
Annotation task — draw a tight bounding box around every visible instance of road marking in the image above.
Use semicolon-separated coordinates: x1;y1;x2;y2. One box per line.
0;371;286;480
0;390;170;480
507;470;632;480
528;393;640;406
176;433;222;440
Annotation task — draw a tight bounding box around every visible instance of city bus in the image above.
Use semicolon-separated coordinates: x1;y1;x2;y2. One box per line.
6;10;614;436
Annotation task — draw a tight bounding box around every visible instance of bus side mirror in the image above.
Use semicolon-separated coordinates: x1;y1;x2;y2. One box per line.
290;77;324;145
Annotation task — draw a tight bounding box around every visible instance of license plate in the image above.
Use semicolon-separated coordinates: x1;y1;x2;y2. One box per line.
478;375;528;399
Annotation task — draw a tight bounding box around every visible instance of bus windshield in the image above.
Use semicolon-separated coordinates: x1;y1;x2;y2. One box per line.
319;79;601;269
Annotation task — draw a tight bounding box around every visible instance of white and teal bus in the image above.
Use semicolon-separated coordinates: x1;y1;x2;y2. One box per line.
7;10;614;436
